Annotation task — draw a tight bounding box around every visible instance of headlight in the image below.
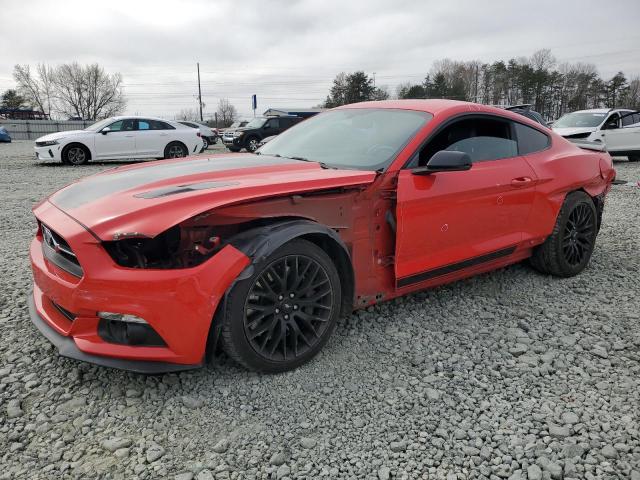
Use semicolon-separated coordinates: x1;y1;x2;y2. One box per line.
37;140;59;146
233;131;244;138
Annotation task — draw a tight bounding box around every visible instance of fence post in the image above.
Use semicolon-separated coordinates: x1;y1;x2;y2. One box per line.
26;121;31;141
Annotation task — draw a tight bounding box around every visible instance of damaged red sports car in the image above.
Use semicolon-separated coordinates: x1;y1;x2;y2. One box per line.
29;100;615;373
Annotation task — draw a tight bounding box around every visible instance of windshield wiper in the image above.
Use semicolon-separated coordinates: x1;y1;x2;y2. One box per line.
263;153;336;169
287;156;336;169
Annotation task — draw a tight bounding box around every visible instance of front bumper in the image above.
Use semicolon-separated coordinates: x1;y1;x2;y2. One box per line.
28;291;198;374
29;200;251;373
34;144;62;161
222;136;242;148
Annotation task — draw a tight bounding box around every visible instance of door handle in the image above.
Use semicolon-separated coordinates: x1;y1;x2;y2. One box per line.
125;134;134;138
511;177;533;187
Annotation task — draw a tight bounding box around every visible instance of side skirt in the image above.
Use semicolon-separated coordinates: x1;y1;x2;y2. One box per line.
397;246;518;289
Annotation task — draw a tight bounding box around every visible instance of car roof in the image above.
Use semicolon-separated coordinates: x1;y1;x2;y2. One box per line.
110;115;176;122
567;108;633;115
334;99;547;128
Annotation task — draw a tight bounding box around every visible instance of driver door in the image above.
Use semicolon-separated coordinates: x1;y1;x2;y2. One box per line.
394;115;537;288
94;119;136;159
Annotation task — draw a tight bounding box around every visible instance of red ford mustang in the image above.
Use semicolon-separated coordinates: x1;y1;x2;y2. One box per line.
29;100;615;373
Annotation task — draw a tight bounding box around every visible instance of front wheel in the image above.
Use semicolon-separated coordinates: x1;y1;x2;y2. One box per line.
163;142;187;159
221;239;341;372
62;144;89;165
530;191;598;277
246;137;260;153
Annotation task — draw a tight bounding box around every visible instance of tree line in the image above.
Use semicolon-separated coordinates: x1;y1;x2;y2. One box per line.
324;49;640;120
2;63;126;120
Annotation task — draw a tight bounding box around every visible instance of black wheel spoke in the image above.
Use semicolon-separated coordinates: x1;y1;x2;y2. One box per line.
561;203;595;266
243;254;334;362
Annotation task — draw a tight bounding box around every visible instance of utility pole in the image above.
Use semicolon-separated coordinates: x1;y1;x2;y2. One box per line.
372;72;377;88
197;62;203;122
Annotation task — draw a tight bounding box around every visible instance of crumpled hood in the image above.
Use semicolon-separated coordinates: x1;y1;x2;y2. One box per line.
552;127;596;137
36;130;87;142
46;154;376;240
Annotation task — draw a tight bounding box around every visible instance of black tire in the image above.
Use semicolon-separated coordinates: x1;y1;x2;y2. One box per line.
245;136;260;153
227;147;241;153
202;137;209;149
530;191;598;277
62;143;90;165
221;239;341;372
629;154;640;162
163;141;188;159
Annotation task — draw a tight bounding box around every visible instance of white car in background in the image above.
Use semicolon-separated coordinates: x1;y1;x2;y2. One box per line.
34;116;204;165
552;108;640;161
178;121;218;149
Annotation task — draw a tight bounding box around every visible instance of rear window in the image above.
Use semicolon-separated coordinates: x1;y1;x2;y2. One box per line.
515;123;550;155
151;120;174;130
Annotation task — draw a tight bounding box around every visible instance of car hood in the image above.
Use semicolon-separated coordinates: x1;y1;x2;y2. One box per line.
45;154;376;240
552;127;596;137
36;130;87;142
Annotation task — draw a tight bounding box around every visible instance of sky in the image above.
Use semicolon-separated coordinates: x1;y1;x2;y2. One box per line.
1;0;639;120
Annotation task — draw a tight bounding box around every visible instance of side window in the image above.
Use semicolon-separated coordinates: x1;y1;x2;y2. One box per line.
418;117;517;165
150;120;174;130
108;120;124;131
602;114;619;130
621;113;639;127
138;120;151;130
265;118;280;129
515;123;550;155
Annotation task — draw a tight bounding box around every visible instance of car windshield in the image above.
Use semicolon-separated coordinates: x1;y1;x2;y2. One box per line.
85;118;114;131
258;108;432;171
554;112;607;128
244;117;267;129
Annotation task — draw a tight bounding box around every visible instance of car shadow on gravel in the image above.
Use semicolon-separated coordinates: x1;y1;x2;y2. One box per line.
35;160;146;168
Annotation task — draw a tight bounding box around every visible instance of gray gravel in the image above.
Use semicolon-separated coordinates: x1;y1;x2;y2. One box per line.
1;141;639;479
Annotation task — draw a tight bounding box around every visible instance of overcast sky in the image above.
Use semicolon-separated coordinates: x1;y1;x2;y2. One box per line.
1;0;639;119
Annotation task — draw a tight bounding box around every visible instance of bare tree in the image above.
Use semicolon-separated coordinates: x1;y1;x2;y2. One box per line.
13;64;55;116
176;108;199;121
216;98;237;127
51;63;125;120
15;62;125;120
621;76;640;109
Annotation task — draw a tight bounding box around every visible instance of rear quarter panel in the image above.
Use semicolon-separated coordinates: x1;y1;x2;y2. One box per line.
521;136;613;242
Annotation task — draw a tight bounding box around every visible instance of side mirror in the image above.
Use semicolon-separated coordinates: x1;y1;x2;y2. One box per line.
101;127;111;135
412;150;472;175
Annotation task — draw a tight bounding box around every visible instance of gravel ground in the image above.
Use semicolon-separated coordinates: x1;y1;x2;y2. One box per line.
1;140;639;480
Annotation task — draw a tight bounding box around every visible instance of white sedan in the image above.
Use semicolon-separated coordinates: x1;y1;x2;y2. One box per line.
34;116;204;165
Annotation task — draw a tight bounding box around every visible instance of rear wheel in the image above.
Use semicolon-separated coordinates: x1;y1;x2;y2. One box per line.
221;239;341;372
530;191;598;277
202;137;209;149
163;142;187;159
62;144;89;165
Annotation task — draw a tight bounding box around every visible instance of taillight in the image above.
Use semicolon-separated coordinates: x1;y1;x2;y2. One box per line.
197;131;201;137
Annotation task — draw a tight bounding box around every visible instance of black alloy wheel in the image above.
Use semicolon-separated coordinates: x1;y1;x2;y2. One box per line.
243;254;334;361
562;203;596;266
530;191;598;277
220;239;341;372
